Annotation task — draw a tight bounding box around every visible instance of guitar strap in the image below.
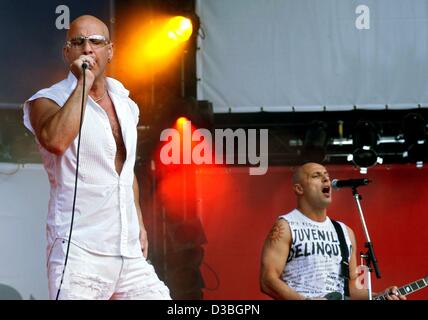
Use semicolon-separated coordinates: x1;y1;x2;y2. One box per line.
331;219;350;299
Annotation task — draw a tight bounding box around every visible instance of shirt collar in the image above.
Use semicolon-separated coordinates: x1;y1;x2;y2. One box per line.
65;72;130;97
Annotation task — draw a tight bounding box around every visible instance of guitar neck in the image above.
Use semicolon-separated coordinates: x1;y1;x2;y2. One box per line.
374;276;428;300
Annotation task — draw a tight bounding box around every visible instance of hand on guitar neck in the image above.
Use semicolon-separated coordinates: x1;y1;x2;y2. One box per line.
318;273;428;301
374;275;428;300
302;275;427;300
374;286;406;300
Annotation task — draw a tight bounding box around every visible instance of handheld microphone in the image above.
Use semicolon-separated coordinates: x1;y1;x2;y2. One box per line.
331;178;371;189
57;58;88;300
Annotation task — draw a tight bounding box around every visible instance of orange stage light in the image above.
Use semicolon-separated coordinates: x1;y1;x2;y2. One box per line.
165;16;193;43
114;13;194;83
176;116;190;129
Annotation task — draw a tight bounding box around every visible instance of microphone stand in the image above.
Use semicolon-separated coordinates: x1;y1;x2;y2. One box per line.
351;186;381;300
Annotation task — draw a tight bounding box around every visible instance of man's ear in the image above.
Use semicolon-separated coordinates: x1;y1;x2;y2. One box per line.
62;46;70;65
293;183;304;196
107;42;114;62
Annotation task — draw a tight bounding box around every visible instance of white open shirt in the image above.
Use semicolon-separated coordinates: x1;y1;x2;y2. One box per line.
23;72;143;258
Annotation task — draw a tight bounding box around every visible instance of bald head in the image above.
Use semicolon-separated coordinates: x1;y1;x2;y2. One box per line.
63;15;113;80
292;162;325;185
292;162;332;215
292;163;310;185
66;15;110;41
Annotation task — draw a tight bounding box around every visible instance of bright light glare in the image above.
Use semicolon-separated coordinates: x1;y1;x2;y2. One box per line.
166;16;193;42
176;116;190;128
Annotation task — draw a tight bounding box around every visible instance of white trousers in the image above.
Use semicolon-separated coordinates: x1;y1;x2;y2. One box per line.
47;239;171;300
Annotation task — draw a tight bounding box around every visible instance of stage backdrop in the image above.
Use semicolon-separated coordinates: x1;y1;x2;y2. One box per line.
0;0;112;108
0;163;49;299
196;164;428;299
197;0;428;113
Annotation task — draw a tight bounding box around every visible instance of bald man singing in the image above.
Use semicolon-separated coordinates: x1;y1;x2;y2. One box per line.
260;162;405;300
23;15;170;299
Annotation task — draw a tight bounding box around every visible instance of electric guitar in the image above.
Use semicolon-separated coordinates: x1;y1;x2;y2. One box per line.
374;275;428;300
324;275;428;300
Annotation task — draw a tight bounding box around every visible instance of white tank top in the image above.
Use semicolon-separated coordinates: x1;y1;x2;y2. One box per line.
280;209;352;299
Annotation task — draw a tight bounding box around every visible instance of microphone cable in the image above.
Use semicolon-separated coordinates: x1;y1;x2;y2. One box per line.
56;63;88;300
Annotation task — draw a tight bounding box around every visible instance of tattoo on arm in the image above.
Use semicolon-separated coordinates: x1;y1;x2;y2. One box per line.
267;220;285;246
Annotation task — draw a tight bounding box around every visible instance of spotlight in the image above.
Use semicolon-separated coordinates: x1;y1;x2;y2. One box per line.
169;100;213;131
302;121;328;163
402;113;426;144
165;16;193;42
350;120;381;172
402;113;426;167
176;116;190;128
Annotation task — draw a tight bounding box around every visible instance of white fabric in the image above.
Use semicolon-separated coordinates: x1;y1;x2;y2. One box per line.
0;163;49;299
23;72;142;258
196;0;428;113
48;239;171;300
280;209;352;299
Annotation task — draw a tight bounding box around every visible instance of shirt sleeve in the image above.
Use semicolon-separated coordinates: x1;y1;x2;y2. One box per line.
128;99;140;127
22;88;66;135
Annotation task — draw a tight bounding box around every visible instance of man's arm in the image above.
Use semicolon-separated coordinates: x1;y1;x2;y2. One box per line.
347;226;371;300
29;56;95;155
133;174;148;258
347;226;406;300
260;219;305;300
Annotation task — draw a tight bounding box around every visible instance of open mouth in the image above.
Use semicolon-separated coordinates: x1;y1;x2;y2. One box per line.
322;186;331;196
